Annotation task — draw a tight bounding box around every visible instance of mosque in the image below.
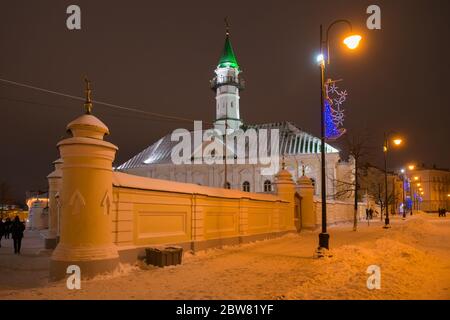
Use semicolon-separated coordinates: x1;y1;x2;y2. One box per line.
117;29;354;199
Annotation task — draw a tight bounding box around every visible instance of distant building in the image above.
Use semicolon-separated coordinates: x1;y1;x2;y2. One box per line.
407;165;450;212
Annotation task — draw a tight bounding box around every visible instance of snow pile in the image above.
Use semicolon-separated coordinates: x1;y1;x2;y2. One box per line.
394;215;441;240
86;263;139;281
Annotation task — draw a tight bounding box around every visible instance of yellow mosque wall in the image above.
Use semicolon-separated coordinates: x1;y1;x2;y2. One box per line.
110;172;294;249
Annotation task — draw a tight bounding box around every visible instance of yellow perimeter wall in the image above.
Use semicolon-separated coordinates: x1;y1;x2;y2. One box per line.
111;172;294;248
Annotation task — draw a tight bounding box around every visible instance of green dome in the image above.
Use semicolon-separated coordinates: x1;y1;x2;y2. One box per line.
217;35;239;70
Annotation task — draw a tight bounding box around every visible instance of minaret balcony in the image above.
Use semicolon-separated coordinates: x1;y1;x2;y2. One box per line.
210;76;245;91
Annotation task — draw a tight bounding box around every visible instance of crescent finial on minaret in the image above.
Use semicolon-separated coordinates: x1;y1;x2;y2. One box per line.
84;77;93;115
224;17;230;36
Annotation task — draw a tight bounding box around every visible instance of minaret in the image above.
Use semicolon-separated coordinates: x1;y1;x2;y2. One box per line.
211;21;244;133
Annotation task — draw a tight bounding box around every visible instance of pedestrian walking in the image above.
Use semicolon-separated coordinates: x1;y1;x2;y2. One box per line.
4;217;11;239
11;216;25;254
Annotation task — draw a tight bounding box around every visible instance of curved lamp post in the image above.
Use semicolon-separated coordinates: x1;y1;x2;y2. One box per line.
382;132;403;228
317;20;361;255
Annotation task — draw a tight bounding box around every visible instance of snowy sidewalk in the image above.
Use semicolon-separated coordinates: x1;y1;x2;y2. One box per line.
0;230;51;290
1;214;449;300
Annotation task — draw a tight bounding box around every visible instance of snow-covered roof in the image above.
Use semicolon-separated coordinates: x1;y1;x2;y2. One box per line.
116;121;339;170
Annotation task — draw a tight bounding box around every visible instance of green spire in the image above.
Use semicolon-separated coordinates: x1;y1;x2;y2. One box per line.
217;34;239;70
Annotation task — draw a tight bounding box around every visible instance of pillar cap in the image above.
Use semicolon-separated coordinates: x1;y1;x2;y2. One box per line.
297;175;313;186
52;158;63;165
47;170;62;179
57;136;118;151
276;169;294;183
47;160;63;179
67;114;110;139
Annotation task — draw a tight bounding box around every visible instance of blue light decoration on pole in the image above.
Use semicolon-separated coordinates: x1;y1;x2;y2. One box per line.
324;80;347;140
406;197;413;211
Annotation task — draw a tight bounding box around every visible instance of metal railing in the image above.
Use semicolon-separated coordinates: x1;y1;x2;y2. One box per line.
210;76;245;90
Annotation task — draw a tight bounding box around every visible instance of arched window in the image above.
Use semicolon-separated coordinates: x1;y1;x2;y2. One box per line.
242;181;250;192
264;180;272;192
225;182;231;189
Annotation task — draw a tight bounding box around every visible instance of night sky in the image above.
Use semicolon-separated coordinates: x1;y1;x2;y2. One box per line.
0;0;449;203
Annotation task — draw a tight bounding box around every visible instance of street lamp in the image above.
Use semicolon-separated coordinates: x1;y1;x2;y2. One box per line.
343;35;362;49
399;169;407;219
317;20;361;255
383;133;403;228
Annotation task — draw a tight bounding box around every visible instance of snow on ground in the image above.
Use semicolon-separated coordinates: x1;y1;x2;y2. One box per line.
1;213;449;300
286;215;450;300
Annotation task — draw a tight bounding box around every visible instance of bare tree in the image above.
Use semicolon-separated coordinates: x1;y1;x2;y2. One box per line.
345;131;374;231
359;166;401;221
329;129;374;231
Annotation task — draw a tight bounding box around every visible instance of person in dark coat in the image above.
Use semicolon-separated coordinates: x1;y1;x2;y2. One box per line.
11;216;25;254
4;217;11;239
0;219;4;248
